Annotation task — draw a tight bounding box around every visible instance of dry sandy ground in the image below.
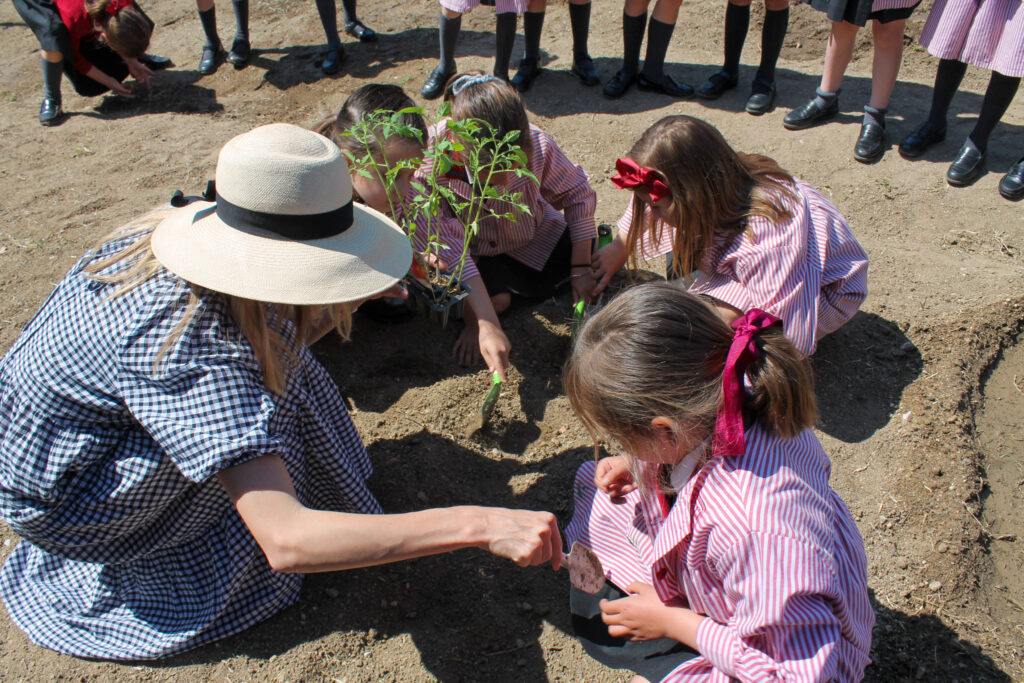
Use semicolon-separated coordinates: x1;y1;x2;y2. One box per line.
1;0;1023;680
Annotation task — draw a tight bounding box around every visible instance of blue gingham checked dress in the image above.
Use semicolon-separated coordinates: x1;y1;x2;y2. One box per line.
0;233;382;660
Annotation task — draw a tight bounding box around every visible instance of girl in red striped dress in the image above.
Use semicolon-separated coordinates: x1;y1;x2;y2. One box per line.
563;283;874;682
591;115;868;357
412;72;597;377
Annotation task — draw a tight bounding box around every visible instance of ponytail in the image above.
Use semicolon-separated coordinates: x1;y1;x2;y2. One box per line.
744;324;818;439
86;0;154;59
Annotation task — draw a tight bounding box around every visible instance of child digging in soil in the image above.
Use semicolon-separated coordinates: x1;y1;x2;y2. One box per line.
12;0;170;126
416;72;597;378
591;115;868;357
563;283;873;682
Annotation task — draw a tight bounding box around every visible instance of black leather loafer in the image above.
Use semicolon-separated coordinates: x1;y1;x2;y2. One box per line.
421;64;455;100
227;38;250;66
345;20;377;42
511;59;541;92
198;44;224;75
637;72;694;98
321;46;344;75
853;122;886;164
999;157;1024;201
571;55;599;86
139;54;173;71
38;96;63;126
602;69;636;99
783;97;839;131
898;120;946;158
946;144;985;187
696;69;737;100
745;79;775;116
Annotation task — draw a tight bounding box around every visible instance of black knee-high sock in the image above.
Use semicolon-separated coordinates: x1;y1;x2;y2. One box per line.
569;2;591;59
315;0;341;47
927;58;968;127
494;12;516;80
341;0;357;24
622;11;647;75
522;11;544;64
198;6;220;48
439;13;461;71
641;16;675;80
42;56;62;102
723;2;749;76
968;71;1021;153
231;0;249;40
755;7;788;85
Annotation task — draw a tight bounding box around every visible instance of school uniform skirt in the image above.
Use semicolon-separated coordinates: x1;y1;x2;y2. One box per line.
439;0;527;14
806;0;921;26
920;0;1024;77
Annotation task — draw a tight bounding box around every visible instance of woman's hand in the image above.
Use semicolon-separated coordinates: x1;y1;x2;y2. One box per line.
601;582;703;644
591;234;629;295
479;506;563;568
594;455;636;500
124;57;153;88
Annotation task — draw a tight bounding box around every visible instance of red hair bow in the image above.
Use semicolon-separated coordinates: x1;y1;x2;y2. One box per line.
610;157;670;203
712;309;782;458
105;0;132;15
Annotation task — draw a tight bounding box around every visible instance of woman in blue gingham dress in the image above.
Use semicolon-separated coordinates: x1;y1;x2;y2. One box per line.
0;123;563;660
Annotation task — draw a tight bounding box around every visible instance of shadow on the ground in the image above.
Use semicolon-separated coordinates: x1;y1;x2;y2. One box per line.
812;311;923;443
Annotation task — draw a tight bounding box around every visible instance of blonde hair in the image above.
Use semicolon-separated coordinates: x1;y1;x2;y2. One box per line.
624;115;797;279
564;283;817;459
84;209;354;395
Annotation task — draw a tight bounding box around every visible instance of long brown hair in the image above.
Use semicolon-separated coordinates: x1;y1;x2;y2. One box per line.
564;283;817;458
443;70;533;163
624;115;798;278
86;0;154;59
84;210;354;395
314;83;427;159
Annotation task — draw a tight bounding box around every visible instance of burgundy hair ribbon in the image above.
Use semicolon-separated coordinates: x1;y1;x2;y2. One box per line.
610;157;670;203
105;0;132;14
712;309;782;458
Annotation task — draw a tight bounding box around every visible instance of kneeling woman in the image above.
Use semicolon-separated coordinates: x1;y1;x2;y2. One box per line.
0;124;561;660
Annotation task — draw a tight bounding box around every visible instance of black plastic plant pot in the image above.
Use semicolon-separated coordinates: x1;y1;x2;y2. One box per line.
404;272;471;329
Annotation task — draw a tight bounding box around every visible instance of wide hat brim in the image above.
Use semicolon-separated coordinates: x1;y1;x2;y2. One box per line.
152;200;413;305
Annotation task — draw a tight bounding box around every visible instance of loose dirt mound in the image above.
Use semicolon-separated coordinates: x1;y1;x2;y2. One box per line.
1;0;1023;680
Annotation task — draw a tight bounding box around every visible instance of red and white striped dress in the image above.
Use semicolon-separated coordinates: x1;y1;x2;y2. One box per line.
410;122;597;281
566;423;874;682
920;0;1024;78
617;178;868;356
439;0;527;15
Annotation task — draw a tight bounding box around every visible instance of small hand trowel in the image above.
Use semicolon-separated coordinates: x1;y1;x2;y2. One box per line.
477;371;503;431
561;541;606;594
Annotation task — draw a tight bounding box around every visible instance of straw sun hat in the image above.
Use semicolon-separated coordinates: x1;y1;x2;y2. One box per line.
152;123;412;305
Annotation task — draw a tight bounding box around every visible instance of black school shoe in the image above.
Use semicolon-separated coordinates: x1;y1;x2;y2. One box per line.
571;55;599;86
321;46;344;75
999;157;1024;201
745;79;775;116
898;120;946;158
227;38;250;67
511;59;541;93
198;44;225;75
696;69;737;99
946;144;985;187
783;96;839;131
139;54;173;71
602;69;636;99
421;64;455;100
38;96;63;126
345;20;377;42
853;122;886;164
636;72;694;98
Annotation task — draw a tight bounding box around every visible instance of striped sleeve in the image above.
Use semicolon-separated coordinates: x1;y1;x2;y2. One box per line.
694;532;844;681
404;172;481;282
533;129;597;244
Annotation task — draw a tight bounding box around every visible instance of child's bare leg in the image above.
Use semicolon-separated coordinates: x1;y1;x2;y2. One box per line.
491;292;511;315
631;676;652;683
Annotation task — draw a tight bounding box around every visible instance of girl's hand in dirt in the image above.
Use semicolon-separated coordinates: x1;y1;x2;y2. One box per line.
570;266;596;304
594;455;636;500
477;319;510;381
479;507;563;568
600;582;703;644
591;234;629;295
453;324;483;367
88;66;133;97
124;58;153;88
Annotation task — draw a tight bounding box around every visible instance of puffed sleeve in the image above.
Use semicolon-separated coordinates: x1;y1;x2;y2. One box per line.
693;532;845;682
531;128;597;244
115;287;287;483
